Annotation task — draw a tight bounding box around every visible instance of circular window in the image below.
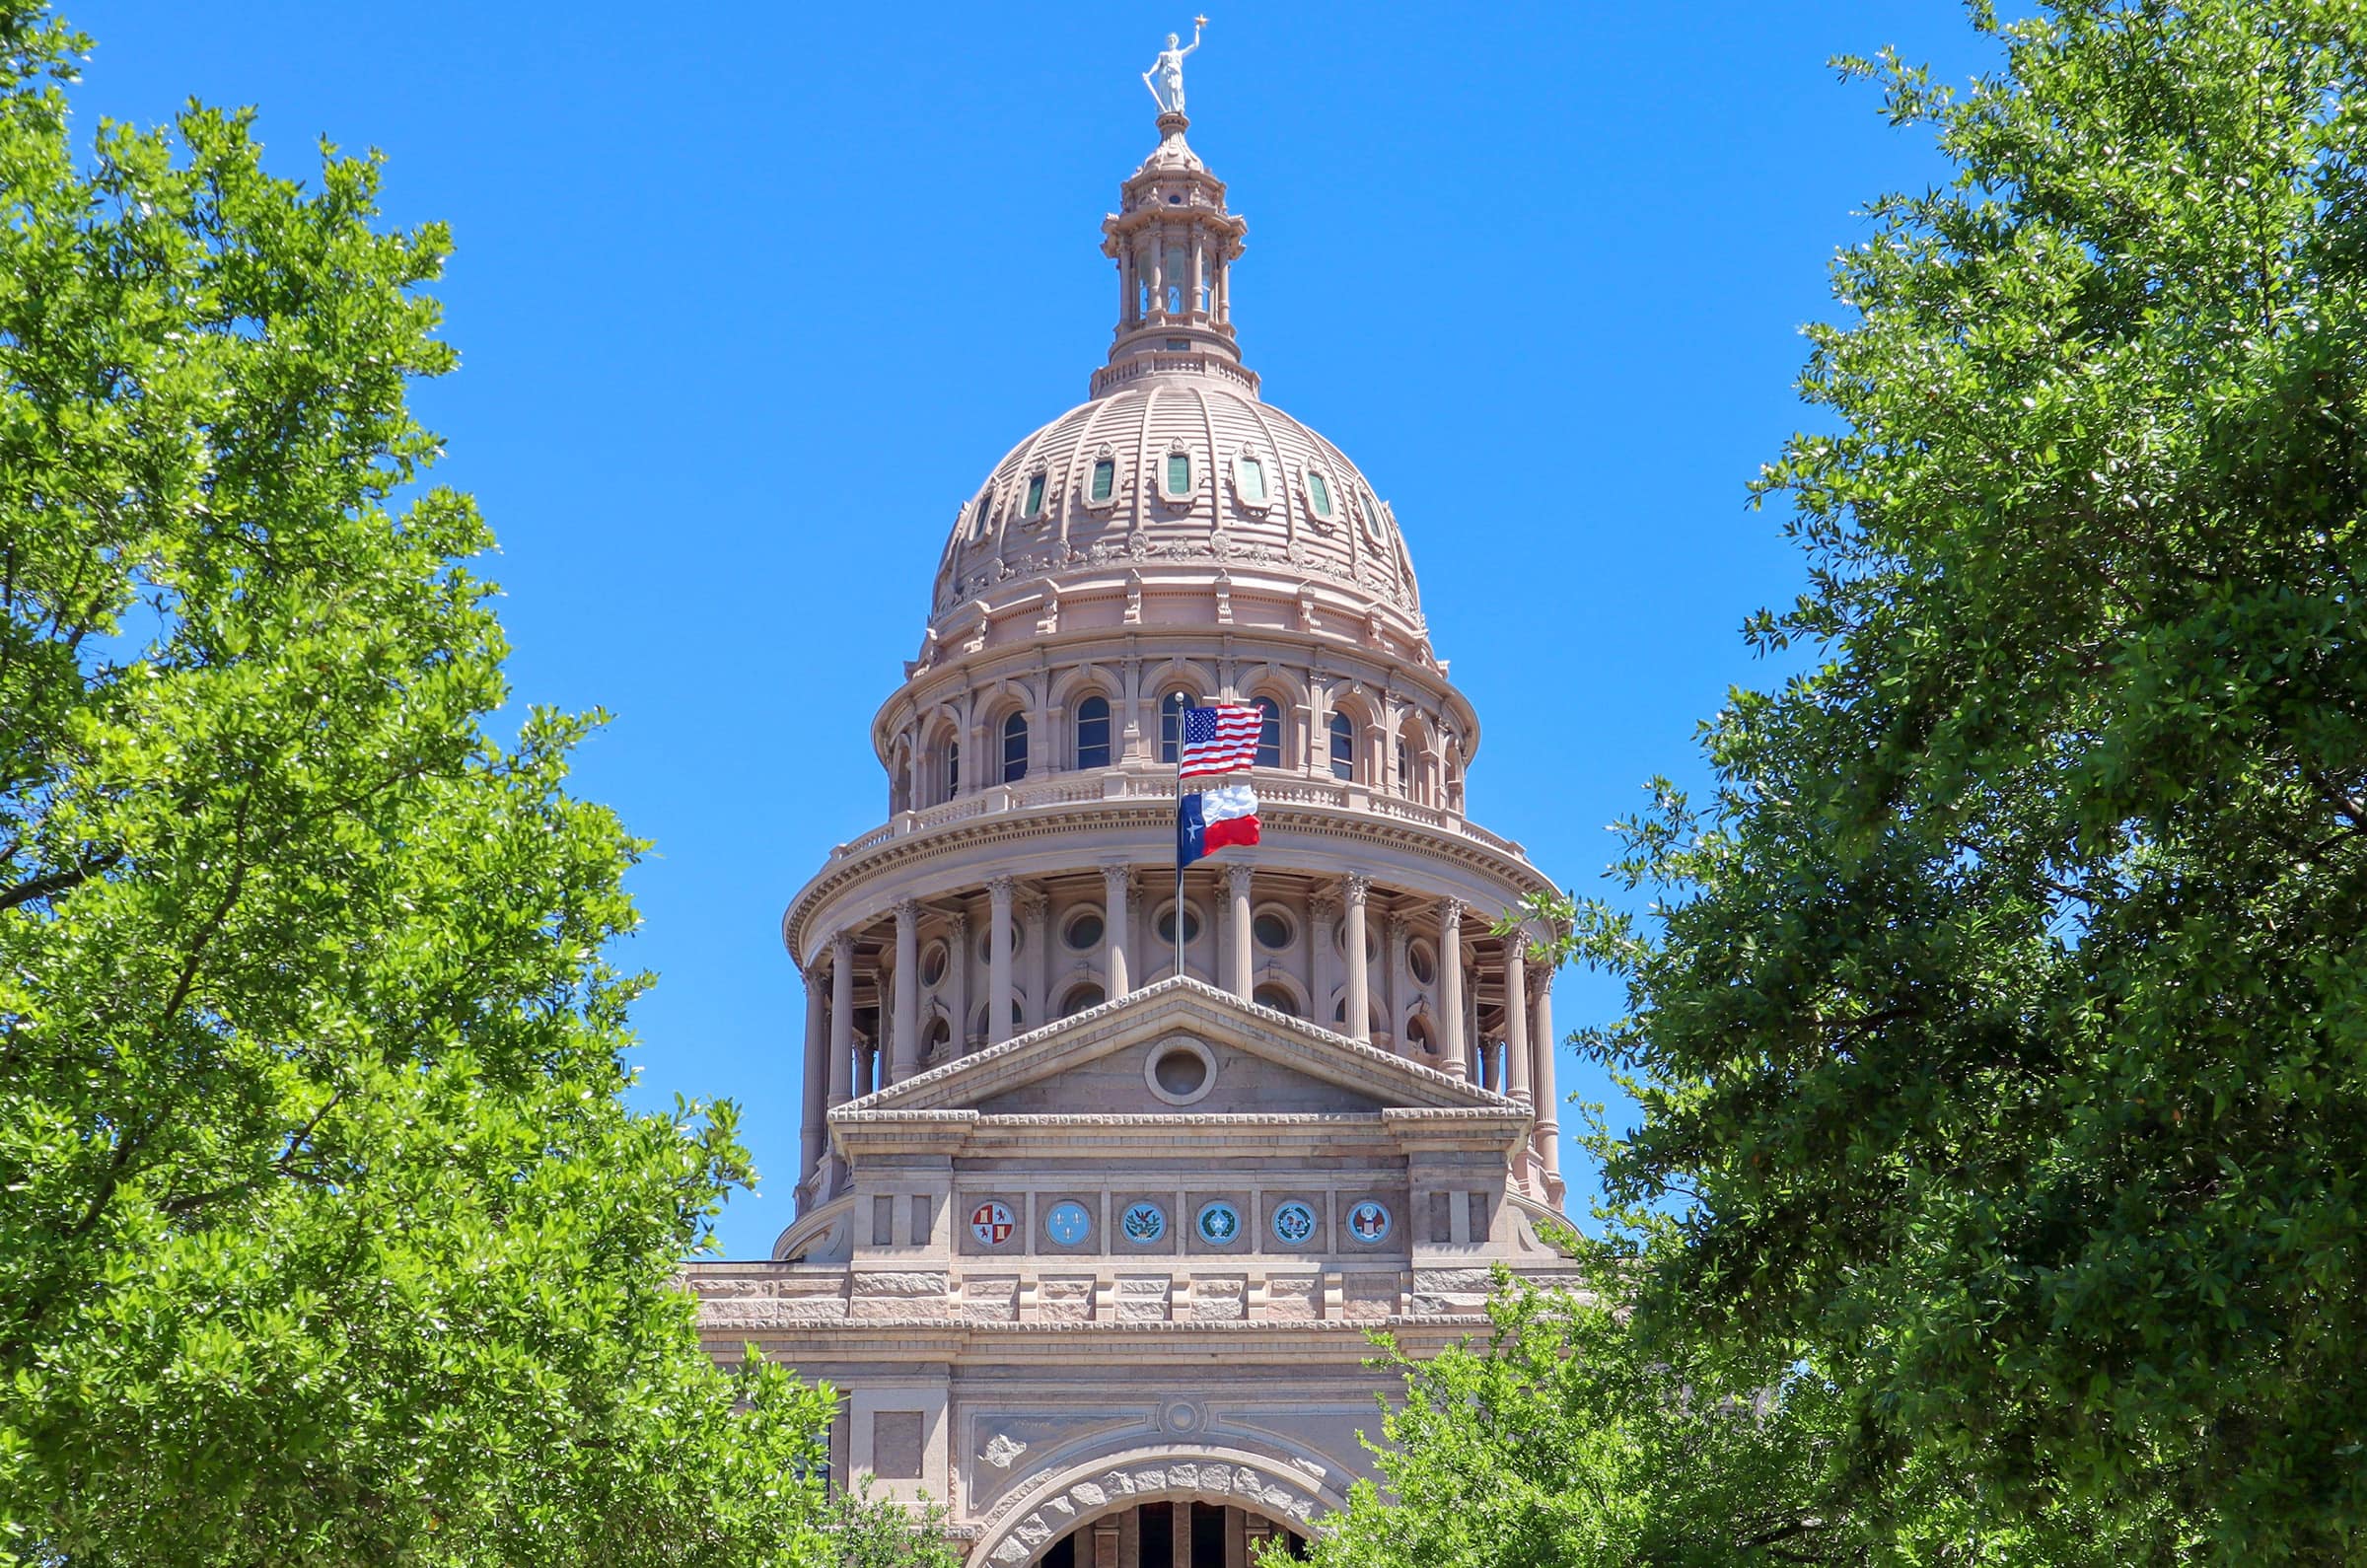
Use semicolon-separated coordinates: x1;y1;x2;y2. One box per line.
1065;910;1104;951
1270;1200;1318;1247
1345;1200;1393;1245
1145;1037;1217;1105
1252;911;1293;950
1252;983;1299;1017
1409;942;1436;986
975;925;1025;965
1119;1200;1168;1245
1156;903;1203;945
1195;1201;1243;1245
1044;1201;1093;1247
1059;982;1106;1018
921;942;949;987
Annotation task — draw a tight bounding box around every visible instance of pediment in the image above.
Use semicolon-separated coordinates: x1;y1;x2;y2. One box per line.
840;977;1516;1120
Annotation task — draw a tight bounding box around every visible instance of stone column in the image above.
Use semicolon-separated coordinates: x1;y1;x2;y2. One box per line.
890;899;919;1084
798;963;827;1205
827;933;855;1108
1310;891;1339;1032
1504;933;1532;1104
1437;900;1467;1077
1171;1498;1192;1568
826;932;855;1194
1226;863;1254;1000
1532;961;1563;1201
1386;911;1410;1053
1103;864;1131;999
946;908;969;1054
987;876;1016;1045
1023;890;1049;1031
1343;874;1372;1043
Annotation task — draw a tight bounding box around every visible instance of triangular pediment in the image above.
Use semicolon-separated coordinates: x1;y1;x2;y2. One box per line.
840;976;1517;1120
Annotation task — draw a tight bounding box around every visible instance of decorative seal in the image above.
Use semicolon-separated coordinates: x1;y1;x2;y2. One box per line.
1045;1201;1093;1247
970;1200;1016;1247
1120;1200;1168;1245
1194;1200;1242;1245
1270;1200;1318;1247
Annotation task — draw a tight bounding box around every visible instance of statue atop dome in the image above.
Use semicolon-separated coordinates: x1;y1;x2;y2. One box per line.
1142;17;1207;115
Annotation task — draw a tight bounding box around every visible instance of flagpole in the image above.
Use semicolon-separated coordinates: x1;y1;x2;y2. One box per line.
1174;707;1185;983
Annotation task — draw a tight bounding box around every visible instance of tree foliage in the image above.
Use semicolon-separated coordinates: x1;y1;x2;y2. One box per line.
0;6;885;1561
1300;1263;2135;1568
1535;1;2367;1559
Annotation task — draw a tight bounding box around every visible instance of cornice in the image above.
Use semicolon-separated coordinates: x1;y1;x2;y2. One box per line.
783;799;1548;965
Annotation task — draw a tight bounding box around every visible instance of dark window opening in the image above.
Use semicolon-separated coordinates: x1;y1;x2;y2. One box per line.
1076;693;1112;769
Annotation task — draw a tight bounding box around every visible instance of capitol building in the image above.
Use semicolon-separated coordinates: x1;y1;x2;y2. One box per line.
689;59;1578;1567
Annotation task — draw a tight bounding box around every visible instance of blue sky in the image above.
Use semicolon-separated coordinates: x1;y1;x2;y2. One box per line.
69;2;2000;1259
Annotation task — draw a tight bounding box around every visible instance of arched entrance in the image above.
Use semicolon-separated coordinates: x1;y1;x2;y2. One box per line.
1032;1498;1307;1567
971;1446;1343;1567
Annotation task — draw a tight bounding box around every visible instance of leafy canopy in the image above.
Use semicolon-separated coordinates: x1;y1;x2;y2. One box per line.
0;7;902;1563
1536;0;2367;1559
1300;1269;2131;1568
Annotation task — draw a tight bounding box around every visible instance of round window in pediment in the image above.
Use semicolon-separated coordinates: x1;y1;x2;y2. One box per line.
1144;1036;1217;1105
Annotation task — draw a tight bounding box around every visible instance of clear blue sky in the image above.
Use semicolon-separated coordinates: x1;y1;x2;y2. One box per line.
69;2;2000;1258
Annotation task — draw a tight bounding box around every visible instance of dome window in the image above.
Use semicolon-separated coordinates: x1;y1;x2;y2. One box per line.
1235;455;1268;504
1254;696;1282;768
1022;472;1047;518
1090;459;1116;502
944;740;962;800
1328;712;1356;781
969;495;992;541
1159;690;1194;764
1252;909;1294;951
1305;469;1335;520
1253;983;1299;1017
1156;902;1203;946
1164;450;1192;499
1075;693;1112;770
1396;736;1412;793
1059;982;1106;1019
1001;712;1030;783
1359;485;1386;543
1065;909;1105;951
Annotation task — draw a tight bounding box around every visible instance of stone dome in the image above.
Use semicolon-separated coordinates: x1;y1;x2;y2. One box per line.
928;378;1422;632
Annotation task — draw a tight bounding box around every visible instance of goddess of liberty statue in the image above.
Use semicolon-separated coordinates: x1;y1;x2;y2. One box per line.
1142;17;1206;115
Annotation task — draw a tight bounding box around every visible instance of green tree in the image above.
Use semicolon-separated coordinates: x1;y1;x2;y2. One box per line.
1299;1265;2125;1568
0;7;868;1562
1537;1;2367;1559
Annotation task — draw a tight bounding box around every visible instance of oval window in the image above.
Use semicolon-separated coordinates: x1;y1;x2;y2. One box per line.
1065;910;1104;951
1156;904;1202;945
1252;912;1292;950
1153;1045;1208;1099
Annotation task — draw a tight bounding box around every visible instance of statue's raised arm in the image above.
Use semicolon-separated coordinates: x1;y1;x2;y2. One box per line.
1142;18;1206;116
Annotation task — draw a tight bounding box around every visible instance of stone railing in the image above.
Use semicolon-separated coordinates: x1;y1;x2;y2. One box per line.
688;1260;1562;1331
831;768;1527;863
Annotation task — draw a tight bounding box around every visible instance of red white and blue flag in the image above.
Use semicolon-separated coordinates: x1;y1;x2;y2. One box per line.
1178;782;1260;867
1179;703;1261;779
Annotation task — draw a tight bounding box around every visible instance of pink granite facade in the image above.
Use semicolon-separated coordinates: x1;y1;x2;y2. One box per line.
688;104;1573;1568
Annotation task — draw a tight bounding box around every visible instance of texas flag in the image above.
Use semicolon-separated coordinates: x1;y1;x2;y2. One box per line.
1177;782;1259;867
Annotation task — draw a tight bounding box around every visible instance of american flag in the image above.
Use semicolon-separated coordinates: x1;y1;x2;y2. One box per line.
1180;704;1261;779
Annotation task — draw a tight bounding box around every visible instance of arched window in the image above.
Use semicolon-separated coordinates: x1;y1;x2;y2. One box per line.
1328;712;1356;781
1075;694;1112;770
1002;712;1029;783
1254;696;1282;769
1395;736;1412;795
944;739;961;801
1253;982;1299;1017
1160;691;1194;764
1058;982;1106;1018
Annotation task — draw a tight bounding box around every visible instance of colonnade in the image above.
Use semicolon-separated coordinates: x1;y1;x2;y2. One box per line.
795;869;1565;1208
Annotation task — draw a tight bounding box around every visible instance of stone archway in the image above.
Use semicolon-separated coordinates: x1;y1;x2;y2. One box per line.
971;1444;1345;1567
